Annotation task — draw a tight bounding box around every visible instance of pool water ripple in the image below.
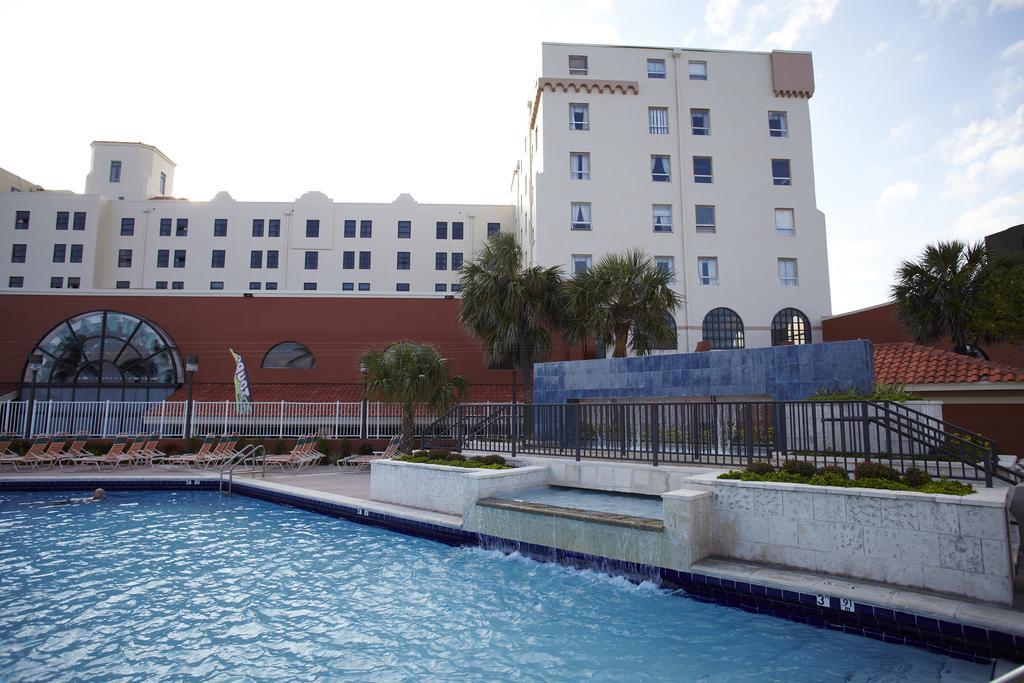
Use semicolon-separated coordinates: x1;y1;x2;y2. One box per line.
0;491;990;682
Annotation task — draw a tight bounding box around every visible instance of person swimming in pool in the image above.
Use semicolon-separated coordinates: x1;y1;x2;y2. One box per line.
42;488;106;506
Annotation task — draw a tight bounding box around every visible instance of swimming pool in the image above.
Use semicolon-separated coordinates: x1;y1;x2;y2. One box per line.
0;491;990;681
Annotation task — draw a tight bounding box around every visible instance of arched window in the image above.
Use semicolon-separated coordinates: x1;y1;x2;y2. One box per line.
771;308;812;346
652;314;678;351
262;342;316;369
702;308;745;349
22;310;183;401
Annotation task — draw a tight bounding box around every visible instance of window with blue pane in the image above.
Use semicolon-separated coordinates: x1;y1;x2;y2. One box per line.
451;283;462;293
436;222;447;239
359;251;371;269
435;252;447;270
267;250;279;269
15;211;29;229
159;218;171;236
397;220;411;238
8;276;23;288
11;244;26;263
305;251;319;269
53;244;66;263
268;219;280;237
56;212;69;230
342;282;354;291
772;159;792;186
452;221;464;239
358;283;370;291
451;252;463;270
693;156;713;183
303;282;317;291
120;217;134;236
73;212;86;230
651;155;671;181
434;283;447;292
487;222;500;237
251;251;263;269
109;160;121;182
214;218;228;237
249;282;261;291
70;244;83;263
118;249;133;268
175;218;187;236
210;281;224;290
396;283;410;292
695;205;716;233
252;219;264;237
306;219;319;238
344;220;356;238
157;249;169;268
343;251;355;269
155;281;167;290
397;252;411;270
173;250;186;268
265;282;278;290
360;220;372;238
211;250;225;268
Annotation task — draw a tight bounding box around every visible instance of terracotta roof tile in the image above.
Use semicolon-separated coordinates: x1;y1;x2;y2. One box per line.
874;343;1024;385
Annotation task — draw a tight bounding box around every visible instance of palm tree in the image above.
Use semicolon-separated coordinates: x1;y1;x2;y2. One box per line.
892;240;1005;358
458;232;565;402
564;249;682;358
361;341;468;454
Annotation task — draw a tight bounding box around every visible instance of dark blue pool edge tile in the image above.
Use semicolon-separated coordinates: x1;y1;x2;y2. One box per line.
3;478;1019;665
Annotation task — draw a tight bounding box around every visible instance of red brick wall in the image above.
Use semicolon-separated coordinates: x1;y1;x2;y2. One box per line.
822;303;1024;368
0;294;582;387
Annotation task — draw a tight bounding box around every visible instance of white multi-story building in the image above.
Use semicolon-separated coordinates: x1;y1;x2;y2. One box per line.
0;42;831;352
512;43;830;350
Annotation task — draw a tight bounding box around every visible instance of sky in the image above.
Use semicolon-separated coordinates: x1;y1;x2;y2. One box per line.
2;0;1023;315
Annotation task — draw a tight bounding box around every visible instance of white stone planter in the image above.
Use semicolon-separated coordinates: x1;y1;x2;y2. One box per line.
684;472;1014;605
370;460;549;516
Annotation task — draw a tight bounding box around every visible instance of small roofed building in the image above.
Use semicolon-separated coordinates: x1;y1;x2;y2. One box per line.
873;342;1024;457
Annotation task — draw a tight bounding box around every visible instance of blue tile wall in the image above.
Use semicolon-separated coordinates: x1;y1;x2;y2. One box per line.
534;340;874;404
3;477;1019;665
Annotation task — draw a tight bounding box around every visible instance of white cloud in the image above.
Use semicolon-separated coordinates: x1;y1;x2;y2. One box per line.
866;40;889;56
1002;39;1024;61
877;181;921;207
759;0;839;49
939;106;1023;198
889;119;917;140
919;0;978;21
989;0;1024;12
953;191;1024;240
708;0;838;50
705;0;741;34
914;51;929;63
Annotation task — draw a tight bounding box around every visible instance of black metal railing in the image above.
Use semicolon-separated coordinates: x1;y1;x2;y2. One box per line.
448;400;1018;487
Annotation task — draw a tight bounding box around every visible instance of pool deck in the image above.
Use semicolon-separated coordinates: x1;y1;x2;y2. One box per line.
2;464;1022;646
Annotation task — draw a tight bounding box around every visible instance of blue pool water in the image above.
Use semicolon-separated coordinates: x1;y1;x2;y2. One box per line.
0;491;989;682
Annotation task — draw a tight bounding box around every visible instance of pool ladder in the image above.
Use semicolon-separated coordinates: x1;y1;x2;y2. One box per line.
219;444;266;495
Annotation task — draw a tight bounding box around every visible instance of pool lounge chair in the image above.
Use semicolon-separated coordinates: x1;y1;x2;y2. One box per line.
157;434;218;470
134;433;165;466
70;436;131;470
0;434;36;471
55;432;91;470
265;436;315;471
336;434;400;472
26;434;66;469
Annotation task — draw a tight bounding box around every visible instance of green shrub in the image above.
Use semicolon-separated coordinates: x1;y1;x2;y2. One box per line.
340;438;352;459
919;479;975;495
358;442;374;456
395;454;509;470
815;465;849;478
316;438;333;464
902;468;932;487
853;460;901;482
717;469;973;495
188;437;203;454
163;443;180;456
780;460;817;477
746;462;776;475
808;472;852;487
481;454;506;466
428;449;459;460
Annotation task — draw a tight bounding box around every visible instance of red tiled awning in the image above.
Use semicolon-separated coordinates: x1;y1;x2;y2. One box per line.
874;343;1024;385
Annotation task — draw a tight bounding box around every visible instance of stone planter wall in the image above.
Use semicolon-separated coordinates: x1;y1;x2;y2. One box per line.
370;460;549;516
686;472;1014;605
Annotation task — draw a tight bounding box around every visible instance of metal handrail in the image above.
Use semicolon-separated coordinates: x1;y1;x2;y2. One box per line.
218;444;265;494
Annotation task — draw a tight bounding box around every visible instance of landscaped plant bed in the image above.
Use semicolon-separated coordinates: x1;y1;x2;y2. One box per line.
396;450;511;470
718;460;974;496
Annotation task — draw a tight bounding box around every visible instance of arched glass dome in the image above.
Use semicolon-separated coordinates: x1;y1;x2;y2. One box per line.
23;311;183;401
262;342;316;369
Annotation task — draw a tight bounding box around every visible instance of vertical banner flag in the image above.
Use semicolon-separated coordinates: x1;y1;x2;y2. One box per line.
228;348;253;415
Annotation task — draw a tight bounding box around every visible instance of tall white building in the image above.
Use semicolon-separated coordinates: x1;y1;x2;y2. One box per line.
512;43;830;350
0;42;831;352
